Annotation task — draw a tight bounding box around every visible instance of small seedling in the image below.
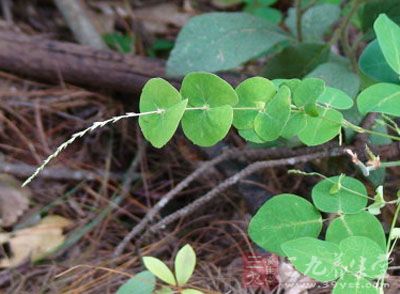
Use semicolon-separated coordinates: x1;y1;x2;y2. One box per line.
117;244;203;294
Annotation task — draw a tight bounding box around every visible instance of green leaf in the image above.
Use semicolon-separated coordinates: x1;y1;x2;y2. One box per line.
293;78;325;109
175;244;196;286
103;33;134;54
368;186;386;215
116;271;156;294
245;6;282;24
263;43;329;79
360;0;400;33
281;112;308;139
254;85;291;141
374;14;400;74
340;236;388;279
233;77;276;129
155;287;174;294
238;128;266;143
143;257;176;286
181;289;204;294
298;107;343;146
181;72;238;146
317;87;353;109
357;83;400;116
333;274;379;294
311;175;368;214
166;13;288;76
326;212;386;251
248;194;322;256
282;237;342;281
139;78;187;148
359;40;399;83
307;62;360;97
286;4;341;42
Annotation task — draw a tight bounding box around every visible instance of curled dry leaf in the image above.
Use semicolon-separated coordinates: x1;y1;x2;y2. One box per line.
0;215;72;268
0;174;30;227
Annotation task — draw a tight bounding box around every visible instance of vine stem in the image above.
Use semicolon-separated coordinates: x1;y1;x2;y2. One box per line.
22;110;162;187
294;0;303;42
22;105;400;187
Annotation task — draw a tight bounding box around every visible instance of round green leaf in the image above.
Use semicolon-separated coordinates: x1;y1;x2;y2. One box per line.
298;107;343;146
357;83;400;116
248;194;322;256
333;274;378;294
293;78;325;108
281;112;308;139
175;244;196;286
340;236;388;279
374;14;400;74
254;85;291;141
182;105;233;146
238;128;265;143
326;212;386;251
233;77;276;129
181;72;237;146
143;256;176;286
139;78;187;148
312;175;368;214
359;40;399;83
282;237;342;282
317;87;353;109
116;271;156;294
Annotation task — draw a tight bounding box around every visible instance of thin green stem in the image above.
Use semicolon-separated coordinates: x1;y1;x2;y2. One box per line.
343;120;400;141
381;161;400;168
294;0;303;42
328;0;363;46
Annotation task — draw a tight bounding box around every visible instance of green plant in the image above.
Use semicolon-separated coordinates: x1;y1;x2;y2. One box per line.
22;11;400;294
248;171;399;293
117;244;203;294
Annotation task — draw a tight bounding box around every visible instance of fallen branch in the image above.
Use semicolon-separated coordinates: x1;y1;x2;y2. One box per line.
129;142;400;251
113;142;339;256
0;31;246;96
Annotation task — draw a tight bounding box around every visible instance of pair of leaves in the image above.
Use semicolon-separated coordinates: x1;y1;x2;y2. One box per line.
282;236;387;292
140;73;238;148
143;244;196;287
357;15;400;117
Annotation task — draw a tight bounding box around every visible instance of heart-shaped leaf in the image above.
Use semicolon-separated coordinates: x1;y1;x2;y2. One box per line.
282;237;342;281
281;112;308;139
339;236;388;279
233;77;276;129
326;212;386;251
181;72;238;146
254;85;291;141
248;194;322;256
311;175;368;214
293;78;325;109
357;83;400;116
298;107;343;146
317;87;353;109
139;78;187;148
359;40;399;83
374;14;400;74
